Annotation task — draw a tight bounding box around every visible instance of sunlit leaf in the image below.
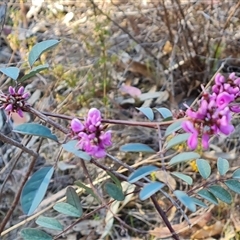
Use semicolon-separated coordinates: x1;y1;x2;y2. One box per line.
208;185;232;204
0;67;20;80
170;172;193;185
196;159;211;179
66;187;82;215
20;64;49;82
164;119;185;137
197;189;218;205
62;140;91;161
14;123;58;142
165;133;190;150
35;216;63;231
53;202;81;217
174;190;196;212
136;107;154;121
139;182;165;201
169;152;200;165
105;182;125;201
233;168;240;179
224;179;240;194
21;166;54;215
155;107;172;119
190;197;207;208
217;157;229;176
21;228;52;240
120;143;155;153
28;40;60;67
128;165;159;183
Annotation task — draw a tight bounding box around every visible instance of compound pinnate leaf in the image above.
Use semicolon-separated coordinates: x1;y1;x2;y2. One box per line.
120;143;155;153
164;119;185;137
208;185;232;204
139;182;165;201
170;172;193;185
224;179;240;194
66;187;82;215
105;182;125;201
14;123;58;142
62;140;91;161
128;165;159;183
196;159;211;179
217;157;229;176
28;39;60;67
165;133;190;150
174;190;196;212
35;216;63;231
233;168;240;179
21;166;54;215
20;64;49;82
155;107;172;119
136;107;154;121
0;67;20;80
53;202;81;217
190;197;207;208
169;152;200;165
21;228;52;240
197;189;218;205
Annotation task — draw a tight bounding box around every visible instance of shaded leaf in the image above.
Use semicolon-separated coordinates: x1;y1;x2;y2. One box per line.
21;228;52;240
66;187;82;215
217;157;229;176
107;171;122;190
169;152;200;165
128;165;159;183
190;197;207;208
164;119;185;137
105;182;125;201
120;143;155;153
165;133;190;150
224;179;240;194
196;159;211;179
155;107;172;119
20;64;49;82
170;172;193;185
0;67;20;80
174;190;196;212
35;216;63;231
136;107;154;121
208;185;232;204
197;189;218;205
53;202;81;217
233;168;240;179
139;182;165;201
28;40;60;67
21;166;54;215
14;123;58;142
62;140;91;161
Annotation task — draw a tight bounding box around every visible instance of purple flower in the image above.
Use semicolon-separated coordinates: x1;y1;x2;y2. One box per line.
182;121;197;134
87;108;101;127
230;105;240;113
99;130;112;146
187;133;198;150
215;73;225;85
17;86;25;95
17;109;24;118
8;86;15;95
202;133;210;149
71;118;84;133
5;104;12;111
216;92;234;109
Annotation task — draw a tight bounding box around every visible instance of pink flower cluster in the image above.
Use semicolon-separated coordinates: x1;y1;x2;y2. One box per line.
70;108;112;158
182;73;240;150
0;86;30;117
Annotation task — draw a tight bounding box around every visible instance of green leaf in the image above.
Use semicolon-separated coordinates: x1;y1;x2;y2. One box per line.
196;159;211;179
174;190;196;212
169;152;200;165
170;172;193;185
128;165;159;183
136;107;154;121
190;197;207;208
66;187;82;215
62;140;91;161
224;179;240;194
20;64;49;82
164;119;185;137
197;189;218;205
107;171;122;190
165;133;190;150
208;185;232;204
120;143;155;153
21;228;52;240
0;67;20;80
139;182;165;201
13;123;58;142
233;168;240;179
155;107;172;119
35;216;63;231
21;166;54;215
105;182;125;201
28;40;60;67
217;157;229;176
53;202;81;217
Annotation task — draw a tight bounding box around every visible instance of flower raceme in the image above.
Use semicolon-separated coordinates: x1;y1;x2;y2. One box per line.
70;108;112;158
182;73;240;150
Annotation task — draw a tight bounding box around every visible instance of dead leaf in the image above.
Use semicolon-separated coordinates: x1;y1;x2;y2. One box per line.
119;84;142;97
163;40;173;55
155;170;176;190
